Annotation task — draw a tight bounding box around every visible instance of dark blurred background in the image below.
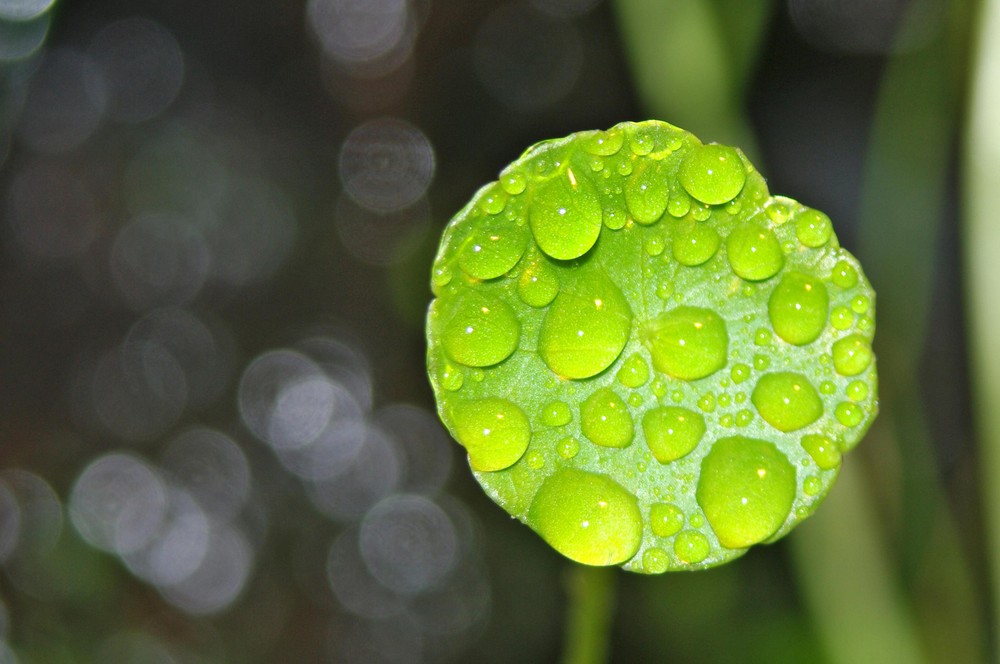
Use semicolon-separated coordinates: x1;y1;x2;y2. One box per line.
0;0;985;662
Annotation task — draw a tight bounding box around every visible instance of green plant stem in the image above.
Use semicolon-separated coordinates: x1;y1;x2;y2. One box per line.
562;565;616;664
964;0;1000;652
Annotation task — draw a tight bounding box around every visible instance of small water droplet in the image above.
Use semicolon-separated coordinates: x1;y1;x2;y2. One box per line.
651;379;667;398
649;503;685;537
856;315;873;333
603;204;627;230
831;260;858;289
730;363;751;384
668;193;691;218
642;306;729;381
437;362;464;391
625;161;668;224
432;265;452;289
526;450;545;469
726;199;742;215
628;392;643;407
678;144;747;205
795;209;833;247
538;271;632;379
801;434;841;470
751;372;823;432
835;402;864;427
656;281;675;300
697;393;716;412
768;272;830;345
850;295;870;314
616;353;650;388
696;436;796;549
628;126;655;155
616;159;634;177
541;401;572;427
557;436;580;459
499;168;527;195
644;234;665;256
529;173;603;260
642;406;705;463
670;389;684;403
459;216;529;280
734;392;747;404
517;259;560;308
450;397;531;471
580;388;634;448
717;393;732;407
479;183;509;215
736;409;754;426
754;328;772;346
753;354;771;371
803;475;822;496
832;335;873;376
582;128;625;156
691;204;711;222
642;547;669;573
819;380;836;395
831;305;854;330
528;468;642;566
441;291;520;367
846;380;868;401
673;530;710;563
672;223;721;266
765;200;791;224
727;224;784;281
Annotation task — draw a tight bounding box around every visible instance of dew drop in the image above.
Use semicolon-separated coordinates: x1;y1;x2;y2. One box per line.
603;204;627;230
751;372;823;432
479;183;508;215
582;128;624;156
628;126;655;155
441;291;520;367
736;409;754;426
527;468;642;566
697;393;716;413
432;265;452;289
696;436;796;549
754;328;772;346
517;259;560;308
831;305;854;330
616;353;650;388
459;215;529;280
691;203;711;222
557;436;580;459
642;406;705;463
850;295;870;314
541;401;572;427
801;434;841;470
730;363;751;384
644;235;665;256
835;402;865;427
831;335;873;376
726;224;784;281
538;271;632;379
628;393;643;408
580;388;634;448
450;397;531;471
765;200;791;225
616;159;633;177
642;547;669;574
625;161;669;224
795;209;833;247
846;380;869;401
436;362;464;391
678;144;747;205
529;171;602;260
803;476;822;496
673;530;710;563
820;380;836;395
672;223;721;267
499;168;527;195
668;193;691;218
641;306;729;381
649;503;685;537
753;354;771;371
856;316;873;333
768;272;830;345
526;451;545;469
831;260;858;289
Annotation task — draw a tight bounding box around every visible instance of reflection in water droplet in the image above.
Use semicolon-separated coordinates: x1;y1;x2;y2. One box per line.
528;468;642;566
697;436;796;549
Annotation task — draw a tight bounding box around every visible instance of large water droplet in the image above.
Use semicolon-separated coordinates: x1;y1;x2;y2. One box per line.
459;215;529;280
517;258;560;307
672;223;721;267
580;388;634;448
768;272;829;345
529;170;602;260
625;161;668;224
832;335;873;376
726;224;784;281
441;291;520;367
641;306;729;381
678;144;746;205
696;436;796;549
649;502;685;537
642;406;705;463
450;397;531;471
751;372;823;432
528;468;642;566
794;209;832;248
801;434;841;470
539;271;632;379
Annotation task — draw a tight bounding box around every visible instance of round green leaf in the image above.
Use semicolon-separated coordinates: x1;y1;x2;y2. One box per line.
426;121;878;572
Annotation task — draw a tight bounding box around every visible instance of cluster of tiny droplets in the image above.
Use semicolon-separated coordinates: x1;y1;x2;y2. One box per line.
427;121;876;572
